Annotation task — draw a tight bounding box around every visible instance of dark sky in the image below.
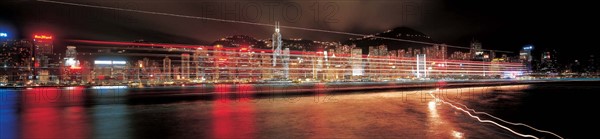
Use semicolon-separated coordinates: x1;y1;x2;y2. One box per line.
1;0;598;60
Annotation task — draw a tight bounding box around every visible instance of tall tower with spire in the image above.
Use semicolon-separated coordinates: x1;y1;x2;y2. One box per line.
272;22;282;67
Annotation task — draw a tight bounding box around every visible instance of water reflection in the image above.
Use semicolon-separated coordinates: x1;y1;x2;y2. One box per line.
211;84;256;138
426;96;463;138
90;88;131;138
19;87;90;138
0;84;540;138
0;89;18;139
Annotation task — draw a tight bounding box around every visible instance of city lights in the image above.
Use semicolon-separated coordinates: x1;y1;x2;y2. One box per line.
94;60;127;65
33;35;53;40
2;1;598;139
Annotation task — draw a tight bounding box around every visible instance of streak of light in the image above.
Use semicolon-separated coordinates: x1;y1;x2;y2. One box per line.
445;99;564;139
428;89;541;139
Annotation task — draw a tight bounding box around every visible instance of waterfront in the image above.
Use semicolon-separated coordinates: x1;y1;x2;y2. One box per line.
0;81;597;138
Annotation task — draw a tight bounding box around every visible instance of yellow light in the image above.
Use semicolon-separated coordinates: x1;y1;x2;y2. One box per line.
452;131;464;139
428;101;436;110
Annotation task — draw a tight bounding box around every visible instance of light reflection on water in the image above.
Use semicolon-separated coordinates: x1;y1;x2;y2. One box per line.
0;84;545;138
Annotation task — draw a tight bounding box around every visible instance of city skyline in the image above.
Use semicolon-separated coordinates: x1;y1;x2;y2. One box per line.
2;1;600;139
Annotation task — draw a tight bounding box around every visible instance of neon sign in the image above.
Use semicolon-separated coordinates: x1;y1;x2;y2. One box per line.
34;35;53;40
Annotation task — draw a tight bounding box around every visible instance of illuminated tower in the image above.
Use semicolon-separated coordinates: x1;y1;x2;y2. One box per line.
272;22;282;67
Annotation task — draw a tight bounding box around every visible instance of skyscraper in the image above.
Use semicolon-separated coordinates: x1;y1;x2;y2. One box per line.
272;22;282;67
469;40;483;60
539;49;558;73
32;34;54;82
163;56;172;81
181;53;190;79
193;47;207;80
520;45;534;72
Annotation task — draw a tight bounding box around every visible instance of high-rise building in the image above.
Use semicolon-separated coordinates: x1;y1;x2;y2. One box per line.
181;53;190;79
64;46;80;67
272;22;282;67
440;44;448;60
0;40;33;83
61;46;81;83
163;56;172;81
32;34;54;82
193;47;207;80
351;48;364;78
520;45;534;72
416;54;427;78
539;49;558;73
469;40;483;60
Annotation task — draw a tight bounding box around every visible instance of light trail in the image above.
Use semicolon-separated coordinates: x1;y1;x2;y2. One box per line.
445;99;564;139
428;88;563;139
37;0;514;53
427;89;538;138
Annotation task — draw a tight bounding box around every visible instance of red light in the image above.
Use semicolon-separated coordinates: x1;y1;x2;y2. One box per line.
34;35;53;40
240;48;248;51
70;66;81;70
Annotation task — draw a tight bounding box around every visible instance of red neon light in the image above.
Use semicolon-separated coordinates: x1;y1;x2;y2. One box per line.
34;35;53;40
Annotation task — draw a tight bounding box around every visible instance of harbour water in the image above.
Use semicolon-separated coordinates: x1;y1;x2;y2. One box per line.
0;81;596;138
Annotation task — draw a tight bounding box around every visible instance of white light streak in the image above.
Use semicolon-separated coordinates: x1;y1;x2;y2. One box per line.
428;89;539;139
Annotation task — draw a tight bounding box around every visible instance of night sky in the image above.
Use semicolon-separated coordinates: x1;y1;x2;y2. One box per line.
1;0;598;61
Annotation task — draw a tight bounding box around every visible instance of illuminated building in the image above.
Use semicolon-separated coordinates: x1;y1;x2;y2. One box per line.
32;34;54;83
470;40;484;60
236;45;255;82
260;51;273;79
440;44;448;60
367;45;388;80
181;53;190;79
272;22;282;67
539;49;558;73
351;48;364;79
0;40;33;83
93;59;128;85
416;54;427;78
61;46;81;83
193;47;207;80
163;56;172;81
450;51;470;60
520;45;534;72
